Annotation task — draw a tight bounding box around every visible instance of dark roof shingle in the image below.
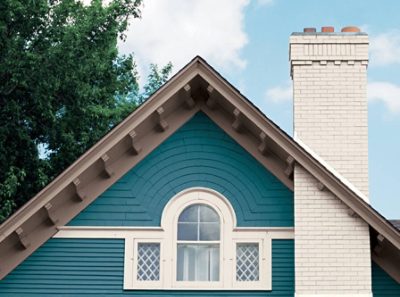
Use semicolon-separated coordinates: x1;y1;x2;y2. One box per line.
390;220;400;231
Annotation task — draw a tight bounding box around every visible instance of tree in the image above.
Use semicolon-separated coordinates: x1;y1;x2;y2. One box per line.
0;0;172;222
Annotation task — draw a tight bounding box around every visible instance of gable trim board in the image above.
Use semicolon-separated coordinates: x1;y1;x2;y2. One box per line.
0;56;399;281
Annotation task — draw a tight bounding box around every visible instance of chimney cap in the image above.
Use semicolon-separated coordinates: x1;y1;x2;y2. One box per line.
341;26;361;33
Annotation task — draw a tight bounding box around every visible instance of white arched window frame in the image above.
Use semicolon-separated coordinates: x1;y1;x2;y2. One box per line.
162;188;236;289
54;187;294;291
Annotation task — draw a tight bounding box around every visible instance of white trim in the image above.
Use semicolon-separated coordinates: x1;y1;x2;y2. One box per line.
52;187;294;291
168;190;228;289
232;237;270;290
265;234;272;290
161;187;237;229
54;228;164;239
294;133;369;203
233;226;293;231
131;238;164;289
295;293;373;297
124;237;134;289
57;226;163;231
54;226;293;238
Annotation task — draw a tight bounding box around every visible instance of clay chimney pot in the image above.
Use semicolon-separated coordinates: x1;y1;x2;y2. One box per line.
341;26;361;33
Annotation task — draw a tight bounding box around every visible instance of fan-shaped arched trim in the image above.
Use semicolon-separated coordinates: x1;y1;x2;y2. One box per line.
161;187;236;231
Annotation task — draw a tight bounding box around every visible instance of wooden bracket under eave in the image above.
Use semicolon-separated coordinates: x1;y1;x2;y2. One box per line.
347;208;359;218
15;227;30;249
183;84;195;109
258;132;269;156
284;156;295;177
72;177;86;201
374;234;385;255
101;153;114;178
156;107;169;131
317;182;326;191
44;202;59;225
232;108;243;132
128;130;141;155
206;85;217;109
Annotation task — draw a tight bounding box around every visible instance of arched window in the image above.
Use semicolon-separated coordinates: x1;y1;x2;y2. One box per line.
177;204;220;281
121;188;293;290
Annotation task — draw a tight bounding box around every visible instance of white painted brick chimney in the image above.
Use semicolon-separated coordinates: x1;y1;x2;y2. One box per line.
290;27;372;296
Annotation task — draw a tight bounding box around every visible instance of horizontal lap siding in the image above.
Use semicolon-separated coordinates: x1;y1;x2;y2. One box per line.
0;239;294;296
0;113;295;295
372;261;400;296
69;112;293;227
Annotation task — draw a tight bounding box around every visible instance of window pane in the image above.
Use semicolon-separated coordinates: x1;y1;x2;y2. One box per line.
178;205;199;223
177;222;198;241
177;244;219;281
199;222;220;241
137;243;160;281
177;204;220;242
199;205;219;222
236;243;259;281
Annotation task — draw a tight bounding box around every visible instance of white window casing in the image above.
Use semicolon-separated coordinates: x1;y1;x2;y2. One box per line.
53;187;294;291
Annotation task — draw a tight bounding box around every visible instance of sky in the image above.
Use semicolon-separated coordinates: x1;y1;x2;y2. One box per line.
118;0;400;219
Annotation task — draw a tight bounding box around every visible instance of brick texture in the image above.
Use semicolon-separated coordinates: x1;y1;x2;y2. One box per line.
290;33;372;296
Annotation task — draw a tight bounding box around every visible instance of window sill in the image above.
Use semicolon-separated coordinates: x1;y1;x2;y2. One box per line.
123;287;272;291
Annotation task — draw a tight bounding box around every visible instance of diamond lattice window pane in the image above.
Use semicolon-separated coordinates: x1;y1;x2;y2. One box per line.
236;243;259;281
137;243;160;281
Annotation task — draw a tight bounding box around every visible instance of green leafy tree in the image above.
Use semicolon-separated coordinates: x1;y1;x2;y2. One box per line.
0;0;172;222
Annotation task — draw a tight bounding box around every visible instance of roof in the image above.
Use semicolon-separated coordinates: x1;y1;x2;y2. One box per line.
0;56;399;281
391;220;400;231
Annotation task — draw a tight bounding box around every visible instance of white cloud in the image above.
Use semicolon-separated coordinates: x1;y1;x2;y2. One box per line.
370;31;400;66
368;81;400;114
119;0;250;80
265;82;292;103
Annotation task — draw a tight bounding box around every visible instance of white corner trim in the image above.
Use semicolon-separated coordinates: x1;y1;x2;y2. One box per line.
294;132;369;203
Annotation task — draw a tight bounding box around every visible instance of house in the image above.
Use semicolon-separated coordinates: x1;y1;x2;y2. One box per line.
0;26;399;296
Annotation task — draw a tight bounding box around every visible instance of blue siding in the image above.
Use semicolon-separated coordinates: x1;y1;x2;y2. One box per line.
69;112;293;227
0;238;294;296
372;261;400;296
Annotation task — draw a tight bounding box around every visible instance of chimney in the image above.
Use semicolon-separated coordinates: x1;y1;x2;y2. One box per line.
290;26;369;196
290;27;372;296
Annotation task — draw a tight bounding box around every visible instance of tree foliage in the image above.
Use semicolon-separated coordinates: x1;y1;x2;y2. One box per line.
0;0;172;222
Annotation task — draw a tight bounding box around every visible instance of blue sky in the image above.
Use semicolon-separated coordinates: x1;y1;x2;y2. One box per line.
119;0;400;219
